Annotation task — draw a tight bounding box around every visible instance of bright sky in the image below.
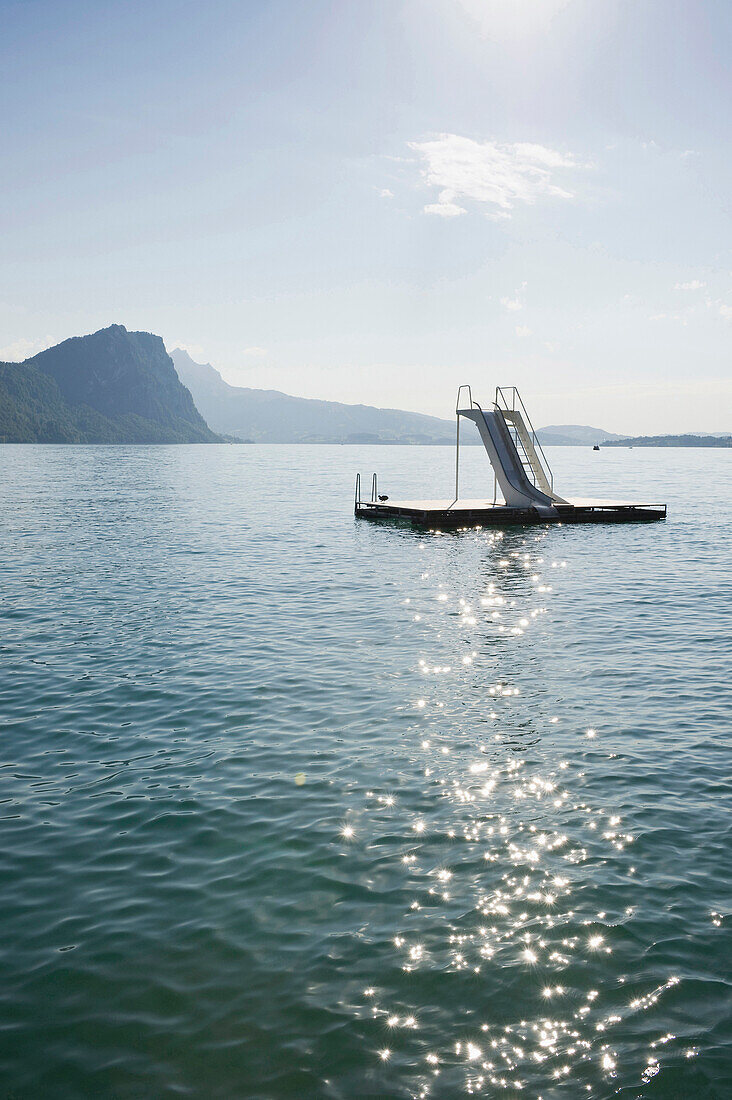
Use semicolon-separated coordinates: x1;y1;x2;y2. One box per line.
1;0;730;433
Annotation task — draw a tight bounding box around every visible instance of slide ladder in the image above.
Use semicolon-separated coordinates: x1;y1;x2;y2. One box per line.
495;386;565;500
455;385;568;512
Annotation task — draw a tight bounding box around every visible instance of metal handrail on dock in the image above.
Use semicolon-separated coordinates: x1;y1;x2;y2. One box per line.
354;471;379;513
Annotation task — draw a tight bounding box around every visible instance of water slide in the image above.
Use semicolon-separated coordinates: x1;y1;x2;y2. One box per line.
355;385;666;526
457;397;569;513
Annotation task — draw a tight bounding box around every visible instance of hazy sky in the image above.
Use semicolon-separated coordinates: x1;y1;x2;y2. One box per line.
1;0;730;432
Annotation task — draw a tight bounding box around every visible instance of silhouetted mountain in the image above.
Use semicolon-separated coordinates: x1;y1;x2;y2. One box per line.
0;326;222;443
536;424;623;445
171;349;462;444
172;351;636;446
11;334;714;447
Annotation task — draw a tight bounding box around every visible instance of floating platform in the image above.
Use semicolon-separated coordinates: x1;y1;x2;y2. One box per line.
356;497;667;528
355;384;667;529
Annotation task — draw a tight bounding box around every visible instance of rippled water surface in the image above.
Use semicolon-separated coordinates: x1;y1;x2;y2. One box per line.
0;443;730;1100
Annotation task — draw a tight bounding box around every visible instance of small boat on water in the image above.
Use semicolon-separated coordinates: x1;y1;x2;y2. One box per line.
354;385;666;528
593;444;600;451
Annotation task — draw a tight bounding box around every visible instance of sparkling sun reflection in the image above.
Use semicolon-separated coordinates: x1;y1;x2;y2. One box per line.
349;530;688;1097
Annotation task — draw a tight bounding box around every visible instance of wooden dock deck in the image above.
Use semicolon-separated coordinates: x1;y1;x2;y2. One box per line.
355;497;667;527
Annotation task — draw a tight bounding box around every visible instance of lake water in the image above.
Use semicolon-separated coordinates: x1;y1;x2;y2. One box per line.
0;443;730;1099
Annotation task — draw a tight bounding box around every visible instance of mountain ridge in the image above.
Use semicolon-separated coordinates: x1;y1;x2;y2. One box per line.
173;350;632;446
3;330;728;446
0;326;223;443
536;424;622;445
603;433;732;447
171;349;462;444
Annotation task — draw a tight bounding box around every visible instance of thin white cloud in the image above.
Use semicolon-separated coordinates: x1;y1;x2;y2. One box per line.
424;200;466;217
501;281;527;312
642;139;700;160
376;187;394;198
242;347;268;357
675;280;705;290
409;134;581;218
515;325;532;338
645;293;732;327
0;337;50;361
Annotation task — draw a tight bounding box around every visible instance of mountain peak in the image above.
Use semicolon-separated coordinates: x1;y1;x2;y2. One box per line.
171;347;206;367
171;348;227;387
1;326;222;443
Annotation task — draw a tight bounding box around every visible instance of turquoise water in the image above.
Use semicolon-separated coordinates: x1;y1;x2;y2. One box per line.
0;443;730;1100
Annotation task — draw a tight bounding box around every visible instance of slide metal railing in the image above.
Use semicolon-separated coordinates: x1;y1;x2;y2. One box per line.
494;385;555;493
453;384;496;508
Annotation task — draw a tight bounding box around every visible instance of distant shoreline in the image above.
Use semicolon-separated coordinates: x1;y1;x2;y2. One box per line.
602;436;731;448
1;439;730;448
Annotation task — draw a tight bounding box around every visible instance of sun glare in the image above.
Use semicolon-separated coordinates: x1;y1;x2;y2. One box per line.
455;0;572;40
